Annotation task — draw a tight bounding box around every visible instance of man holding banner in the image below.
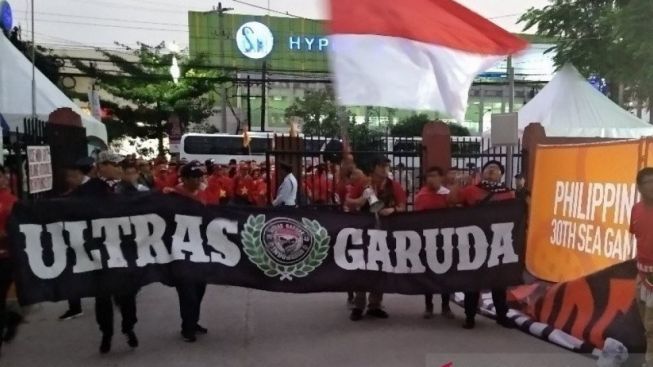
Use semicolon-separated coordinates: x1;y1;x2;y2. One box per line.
631;168;653;366
459;161;515;330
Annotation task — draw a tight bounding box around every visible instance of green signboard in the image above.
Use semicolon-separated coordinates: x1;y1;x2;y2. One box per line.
189;12;330;72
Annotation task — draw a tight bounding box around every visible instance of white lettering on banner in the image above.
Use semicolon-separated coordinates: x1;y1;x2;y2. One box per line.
171;215;210;263
333;224;517;274
205;219;241;266
550;180;638;261
21;223;69;279
18;215;517;279
334;228;365;270
132;214;171;267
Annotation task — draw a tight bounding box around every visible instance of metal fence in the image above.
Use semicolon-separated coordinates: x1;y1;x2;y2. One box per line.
3;118;48;200
451;137;523;183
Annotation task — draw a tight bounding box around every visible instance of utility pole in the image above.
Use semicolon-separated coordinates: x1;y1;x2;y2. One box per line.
506;55;516;188
30;0;36;120
260;61;267;132
214;2;233;133
246;75;252;132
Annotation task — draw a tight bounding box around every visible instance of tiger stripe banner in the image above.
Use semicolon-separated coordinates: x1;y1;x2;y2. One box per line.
8;194;526;305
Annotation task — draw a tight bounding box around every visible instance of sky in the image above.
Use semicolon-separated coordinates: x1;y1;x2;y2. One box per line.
7;0;551;50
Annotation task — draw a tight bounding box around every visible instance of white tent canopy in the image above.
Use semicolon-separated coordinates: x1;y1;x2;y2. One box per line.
0;35;107;144
517;64;653;138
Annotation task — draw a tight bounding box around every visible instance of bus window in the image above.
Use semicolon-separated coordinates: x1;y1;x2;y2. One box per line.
183;135;242;155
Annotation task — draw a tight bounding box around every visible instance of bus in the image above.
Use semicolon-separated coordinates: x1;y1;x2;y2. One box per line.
179;133;338;166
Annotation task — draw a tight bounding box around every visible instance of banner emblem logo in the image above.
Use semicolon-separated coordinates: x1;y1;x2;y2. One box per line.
242;215;330;281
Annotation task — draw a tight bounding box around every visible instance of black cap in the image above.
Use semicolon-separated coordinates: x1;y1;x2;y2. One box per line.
515;173;524;179
371;156;391;167
180;161;205;178
482;160;505;174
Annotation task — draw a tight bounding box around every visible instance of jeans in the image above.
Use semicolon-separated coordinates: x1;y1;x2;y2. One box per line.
638;280;653;364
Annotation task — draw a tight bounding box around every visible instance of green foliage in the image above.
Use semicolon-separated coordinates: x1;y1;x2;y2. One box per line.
285;89;338;137
520;0;653;113
71;42;221;148
391;114;470;137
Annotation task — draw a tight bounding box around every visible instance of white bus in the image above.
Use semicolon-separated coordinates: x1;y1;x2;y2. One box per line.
180;133;337;166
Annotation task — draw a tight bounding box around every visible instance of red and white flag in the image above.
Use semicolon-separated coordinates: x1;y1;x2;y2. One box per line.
328;0;528;122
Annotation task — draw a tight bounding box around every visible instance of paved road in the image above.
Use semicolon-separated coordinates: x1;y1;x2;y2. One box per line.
3;285;595;367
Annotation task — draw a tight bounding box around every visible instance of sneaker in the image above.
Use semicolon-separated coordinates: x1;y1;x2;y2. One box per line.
366;308;389;319
423;310;434;319
497;317;515;329
441;308;455;320
350;308;364;322
59;309;83;321
195;324;208;335
462;318;476;329
125;331;139;348
182;331;197;343
99;334;112;354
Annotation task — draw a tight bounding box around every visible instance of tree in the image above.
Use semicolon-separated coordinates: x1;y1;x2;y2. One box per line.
391;114;470;137
519;0;653;122
71;42;221;153
285;88;338;137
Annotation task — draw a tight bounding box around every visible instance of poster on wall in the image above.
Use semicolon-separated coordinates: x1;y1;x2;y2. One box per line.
26;145;52;194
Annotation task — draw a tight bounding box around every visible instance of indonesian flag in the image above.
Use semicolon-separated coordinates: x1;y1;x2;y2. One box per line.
328;0;528;122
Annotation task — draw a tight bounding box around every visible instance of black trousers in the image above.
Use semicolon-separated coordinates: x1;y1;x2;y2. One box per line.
463;288;508;321
95;293;138;336
68;298;81;313
424;293;451;311
176;283;207;334
0;259;12;347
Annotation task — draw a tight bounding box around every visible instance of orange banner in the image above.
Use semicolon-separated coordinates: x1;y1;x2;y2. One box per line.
527;140;648;283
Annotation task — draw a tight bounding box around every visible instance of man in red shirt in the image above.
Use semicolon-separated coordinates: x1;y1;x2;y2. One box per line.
166;161;209;342
248;166;268;207
414;166;455;320
206;165;234;205
306;163;332;205
0;165;18;355
346;156;407;321
233;163;253;206
458;160;515;330
631;167;653;365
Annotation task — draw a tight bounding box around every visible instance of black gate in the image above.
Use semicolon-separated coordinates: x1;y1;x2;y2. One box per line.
451;137;523;182
3;118;88;200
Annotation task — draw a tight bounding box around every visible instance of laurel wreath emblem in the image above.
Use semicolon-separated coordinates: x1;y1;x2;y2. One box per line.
241;215;330;281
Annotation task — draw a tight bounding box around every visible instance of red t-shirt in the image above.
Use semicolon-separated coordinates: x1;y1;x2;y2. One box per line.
458;185;515;207
305;174;332;203
249;178;268;207
630;202;653;266
0;189;17;259
414;186;449;211
207;175;234;203
375;179;407;208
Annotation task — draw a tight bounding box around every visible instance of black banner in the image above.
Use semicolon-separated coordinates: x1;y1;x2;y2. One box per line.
8;194;526;305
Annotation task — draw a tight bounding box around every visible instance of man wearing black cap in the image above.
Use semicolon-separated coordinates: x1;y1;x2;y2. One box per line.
457;160;515;330
346;156;407;321
58;157;96;321
166;161;209;342
71;151;140;353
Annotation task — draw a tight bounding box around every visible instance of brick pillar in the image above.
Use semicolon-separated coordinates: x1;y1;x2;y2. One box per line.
421;121;451;177
522;123;546;191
